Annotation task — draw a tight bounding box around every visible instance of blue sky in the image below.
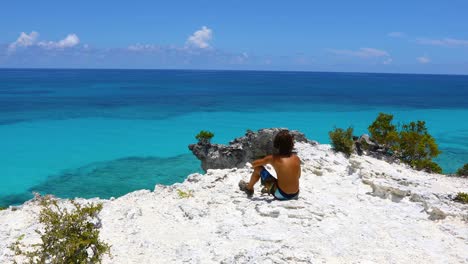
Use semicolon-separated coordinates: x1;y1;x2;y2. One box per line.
1;0;467;74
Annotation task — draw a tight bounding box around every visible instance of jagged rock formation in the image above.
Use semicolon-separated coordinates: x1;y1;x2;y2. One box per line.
188;128;316;170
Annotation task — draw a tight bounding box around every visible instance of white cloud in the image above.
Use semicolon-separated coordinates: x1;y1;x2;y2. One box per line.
128;43;160;51
7;32;80;52
8;31;39;52
329;48;391;65
231;52;249;64
186;26;213;49
417;56;430;64
38;34;80;49
388;32;405;38
59;34;80;48
329;48;390;58
416;38;468;47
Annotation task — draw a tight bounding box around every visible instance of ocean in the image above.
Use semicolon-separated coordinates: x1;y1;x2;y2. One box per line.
1;69;467;206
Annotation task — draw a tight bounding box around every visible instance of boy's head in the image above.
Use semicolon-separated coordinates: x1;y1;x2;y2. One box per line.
274;130;294;156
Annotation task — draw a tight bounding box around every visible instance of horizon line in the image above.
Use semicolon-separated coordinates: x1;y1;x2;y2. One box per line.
0;67;467;77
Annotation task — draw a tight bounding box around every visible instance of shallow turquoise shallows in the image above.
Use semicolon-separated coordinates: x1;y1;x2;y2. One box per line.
1;69;467;206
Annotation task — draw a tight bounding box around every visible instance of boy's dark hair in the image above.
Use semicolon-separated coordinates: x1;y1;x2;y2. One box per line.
274;130;294;156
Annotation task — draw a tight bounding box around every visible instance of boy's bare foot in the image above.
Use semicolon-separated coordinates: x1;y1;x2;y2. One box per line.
238;180;254;197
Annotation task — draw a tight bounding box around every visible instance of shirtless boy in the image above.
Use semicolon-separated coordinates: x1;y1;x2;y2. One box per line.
239;130;301;200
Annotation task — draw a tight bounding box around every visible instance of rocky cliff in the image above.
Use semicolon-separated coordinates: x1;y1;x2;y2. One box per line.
188;128;316;170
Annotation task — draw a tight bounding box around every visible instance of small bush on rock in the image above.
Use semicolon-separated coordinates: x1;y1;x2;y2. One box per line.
10;196;110;264
399;121;442;173
365;113;442;174
411;159;442;174
329;127;354;157
177;189;194;198
368;112;399;152
454;192;468;204
195;130;214;144
456;163;468;177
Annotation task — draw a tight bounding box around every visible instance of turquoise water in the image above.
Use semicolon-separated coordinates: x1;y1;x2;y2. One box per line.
1;69;467;206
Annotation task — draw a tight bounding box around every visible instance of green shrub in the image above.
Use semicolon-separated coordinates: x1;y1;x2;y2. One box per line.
365;113;442;173
10;196;110;264
0;206;6;211
195;130;214;144
399;121;442;173
329;127;354;157
456;163;468;177
177;189;194;199
368;112;399;151
412;159;442;174
454;192;468;204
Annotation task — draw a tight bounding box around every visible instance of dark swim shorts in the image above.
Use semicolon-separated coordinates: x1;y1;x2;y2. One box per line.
260;167;299;200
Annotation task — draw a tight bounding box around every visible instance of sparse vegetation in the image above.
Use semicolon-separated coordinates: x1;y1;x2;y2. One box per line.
329;127;354;157
330;113;442;173
368;112;399;152
398;121;442;173
411;159;442;174
456;163;468;177
195;130;214;144
0;206;6;211
454;192;468;204
177;189;194;198
10;196;110;264
366;113;442;173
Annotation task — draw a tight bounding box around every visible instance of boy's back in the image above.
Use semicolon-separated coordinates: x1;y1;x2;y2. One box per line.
270;154;301;194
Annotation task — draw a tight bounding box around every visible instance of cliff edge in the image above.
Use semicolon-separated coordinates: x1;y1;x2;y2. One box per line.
1;137;467;263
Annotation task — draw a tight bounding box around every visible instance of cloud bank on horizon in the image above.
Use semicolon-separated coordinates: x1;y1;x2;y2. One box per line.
1;1;467;74
327;48;392;65
1;27;467;74
417;56;431;64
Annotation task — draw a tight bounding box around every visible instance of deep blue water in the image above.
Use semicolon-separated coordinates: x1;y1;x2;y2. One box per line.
1;69;467;206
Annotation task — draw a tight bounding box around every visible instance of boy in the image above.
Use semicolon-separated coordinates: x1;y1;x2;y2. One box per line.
239;130;301;200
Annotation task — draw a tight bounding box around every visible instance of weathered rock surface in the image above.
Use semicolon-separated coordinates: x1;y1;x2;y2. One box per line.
189;128;316;170
1;142;467;263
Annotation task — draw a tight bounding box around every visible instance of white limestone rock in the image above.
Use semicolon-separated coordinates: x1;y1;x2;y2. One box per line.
1;142;467;263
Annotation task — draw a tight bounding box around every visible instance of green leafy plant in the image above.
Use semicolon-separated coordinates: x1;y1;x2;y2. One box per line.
365;113;442;173
368;112;399;152
10;196;110;264
177;189;194;199
456;163;468;177
329;127;354;157
398;121;442;173
411;159;442;174
454;192;468;204
195;130;214;144
0;206;6;211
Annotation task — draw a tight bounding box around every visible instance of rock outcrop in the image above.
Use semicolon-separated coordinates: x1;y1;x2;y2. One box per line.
188;128;316;170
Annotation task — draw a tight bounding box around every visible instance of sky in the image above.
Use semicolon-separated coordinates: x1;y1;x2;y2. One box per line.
1;0;467;74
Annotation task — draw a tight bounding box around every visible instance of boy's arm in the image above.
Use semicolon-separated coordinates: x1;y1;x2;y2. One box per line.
251;155;273;168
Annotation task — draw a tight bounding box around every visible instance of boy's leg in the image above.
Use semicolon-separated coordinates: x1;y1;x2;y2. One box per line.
239;166;265;197
247;166;263;190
